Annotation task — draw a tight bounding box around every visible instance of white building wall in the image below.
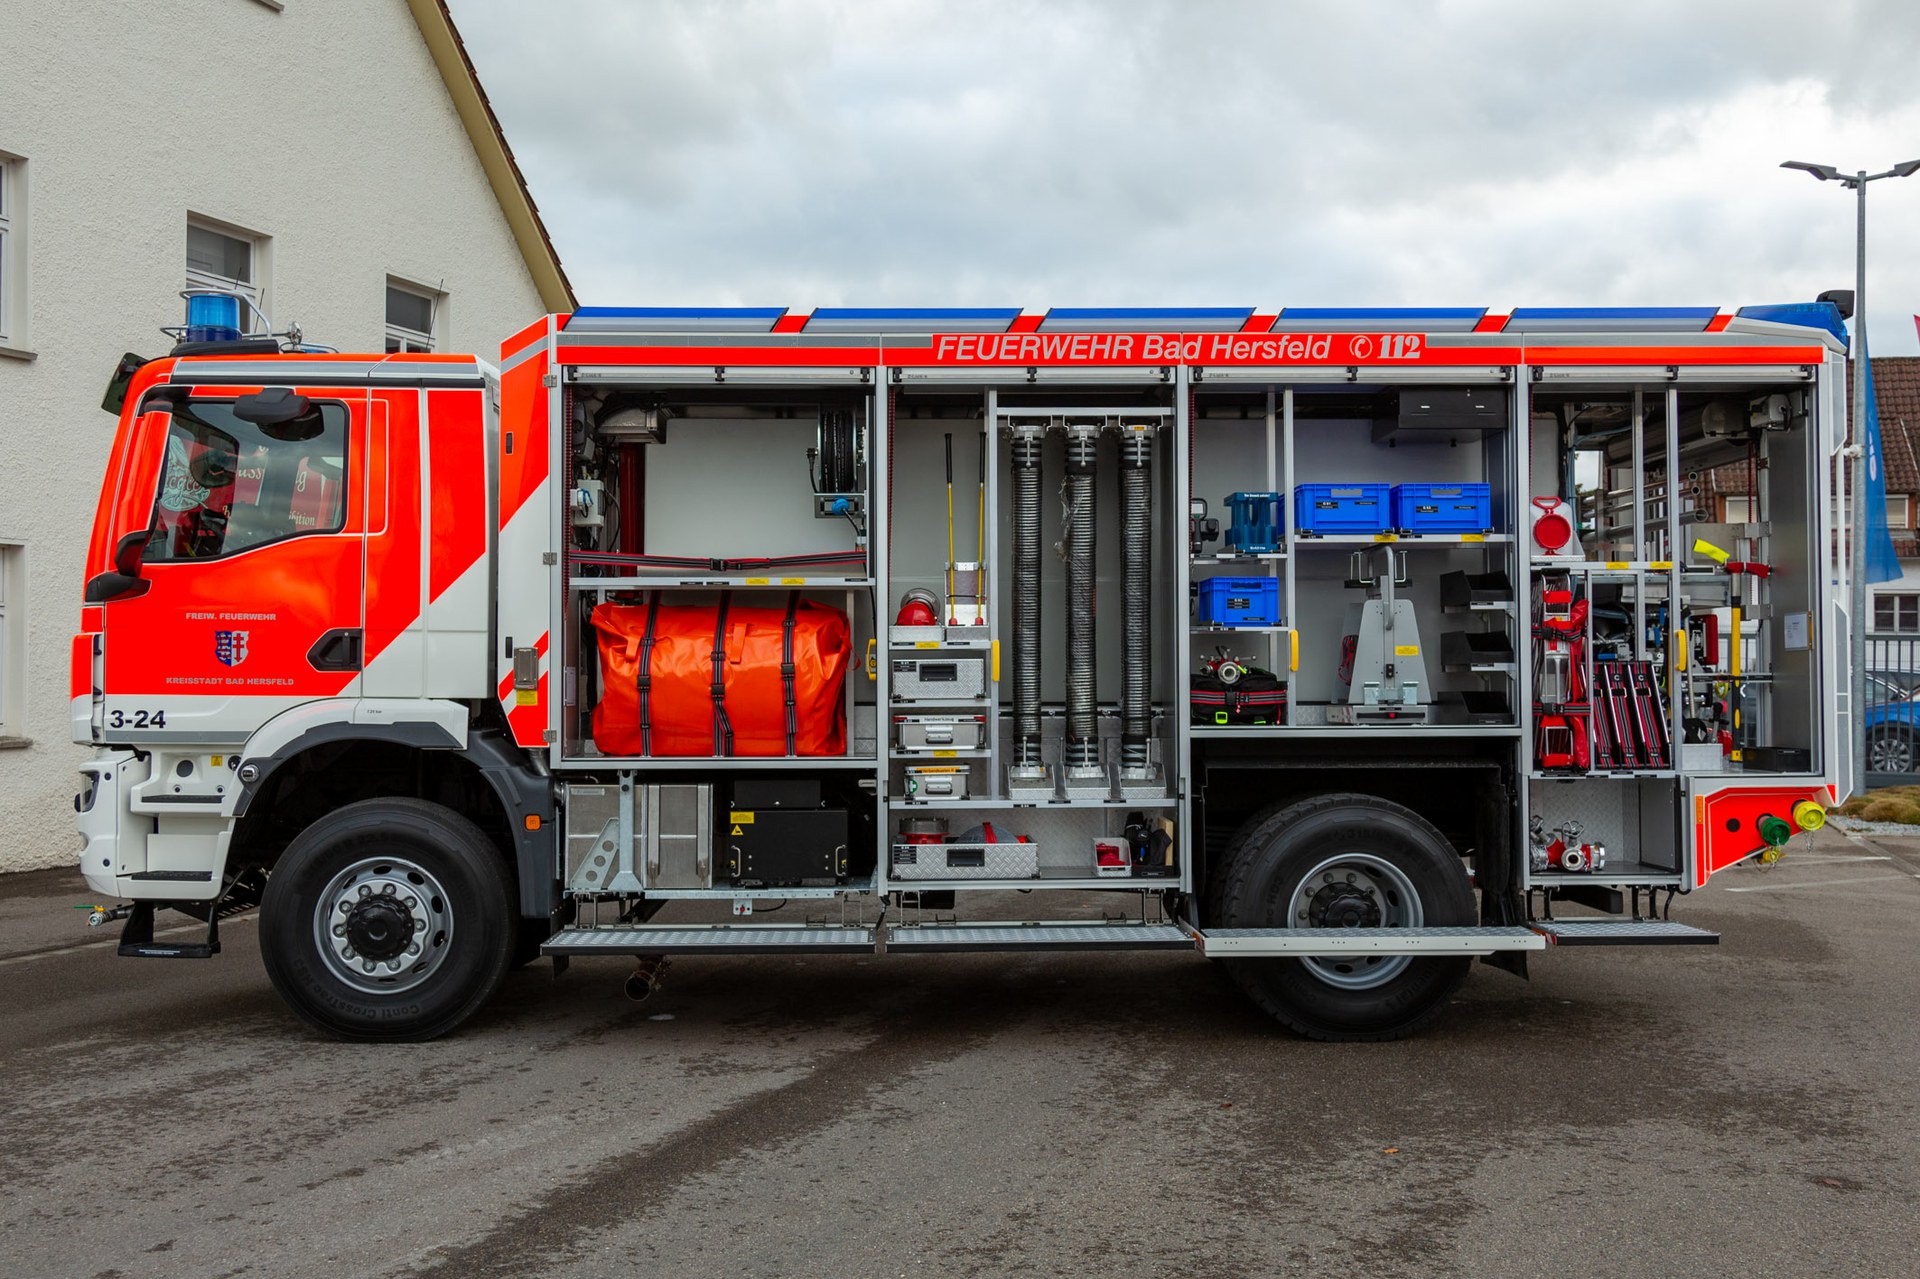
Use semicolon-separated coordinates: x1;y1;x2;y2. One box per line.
0;0;549;872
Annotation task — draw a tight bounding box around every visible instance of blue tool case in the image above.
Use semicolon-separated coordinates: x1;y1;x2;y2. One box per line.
1294;483;1392;534
1391;482;1492;533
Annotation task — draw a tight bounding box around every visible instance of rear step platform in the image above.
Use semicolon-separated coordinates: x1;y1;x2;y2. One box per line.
886;923;1192;953
1195;926;1545;957
1531;919;1719;945
544;926;876;955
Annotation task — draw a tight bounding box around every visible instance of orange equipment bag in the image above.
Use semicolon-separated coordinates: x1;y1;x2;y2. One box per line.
590;595;852;757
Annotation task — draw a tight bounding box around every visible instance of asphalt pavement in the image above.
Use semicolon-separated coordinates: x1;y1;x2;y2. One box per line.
4;829;1920;1279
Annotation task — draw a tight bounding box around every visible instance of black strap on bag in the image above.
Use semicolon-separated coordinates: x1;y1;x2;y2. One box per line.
780;591;800;755
636;593;661;756
710;591;734;756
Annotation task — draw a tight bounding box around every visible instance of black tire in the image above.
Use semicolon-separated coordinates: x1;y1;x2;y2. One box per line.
1868;726;1915;775
1209;792;1475;1042
260;798;516;1042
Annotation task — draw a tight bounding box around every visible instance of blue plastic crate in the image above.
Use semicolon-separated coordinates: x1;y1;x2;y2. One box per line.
1195;576;1281;626
1392;482;1492;533
1294;483;1391;534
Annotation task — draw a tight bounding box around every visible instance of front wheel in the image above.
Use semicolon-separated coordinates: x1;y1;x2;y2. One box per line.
1209;792;1476;1042
1868;726;1915;775
259;798;516;1041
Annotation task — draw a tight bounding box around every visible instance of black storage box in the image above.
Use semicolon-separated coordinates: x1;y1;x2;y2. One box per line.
730;779;824;809
725;808;848;886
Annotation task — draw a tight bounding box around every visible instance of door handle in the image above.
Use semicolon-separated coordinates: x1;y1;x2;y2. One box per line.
308;628;364;672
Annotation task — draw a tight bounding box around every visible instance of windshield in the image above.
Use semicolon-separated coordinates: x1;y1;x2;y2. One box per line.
144;398;348;561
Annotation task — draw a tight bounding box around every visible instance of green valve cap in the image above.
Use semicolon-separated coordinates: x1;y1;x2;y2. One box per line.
1758;814;1793;847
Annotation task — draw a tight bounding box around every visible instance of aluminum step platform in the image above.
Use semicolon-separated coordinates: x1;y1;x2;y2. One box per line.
1531;919;1719;946
1195;926;1546;957
543;926;876;955
884;923;1193;953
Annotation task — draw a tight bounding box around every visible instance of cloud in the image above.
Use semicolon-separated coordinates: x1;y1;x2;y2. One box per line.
452;0;1920;350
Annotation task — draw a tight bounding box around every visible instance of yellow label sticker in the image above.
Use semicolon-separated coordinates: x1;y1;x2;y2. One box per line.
933;750;958;758
745;576;770;585
1649;561;1672;570
515;689;538;706
915;640;940;649
1374;533;1399;542
728;811;755;825
730;825;745;836
992;640;1001;682
210;755;223;767
1605;561;1629;570
1394;645;1419;656
780;577;806;585
1459;534;1486;543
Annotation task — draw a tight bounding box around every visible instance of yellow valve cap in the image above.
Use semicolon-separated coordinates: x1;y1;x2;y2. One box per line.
1791;800;1827;832
1692;538;1732;565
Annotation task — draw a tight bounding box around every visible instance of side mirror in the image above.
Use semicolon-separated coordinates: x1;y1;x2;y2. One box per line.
100;353;151;417
234;387;323;440
84;530;154;603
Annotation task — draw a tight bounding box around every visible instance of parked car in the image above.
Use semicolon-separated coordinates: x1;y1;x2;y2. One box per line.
1865;674;1920;774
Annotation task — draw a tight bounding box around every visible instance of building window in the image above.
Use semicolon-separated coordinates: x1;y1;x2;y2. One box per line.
0;151;24;350
1723;496;1752;523
0;544;22;739
1873;593;1920;633
186;218;266;320
1889;495;1910;529
385;280;441;353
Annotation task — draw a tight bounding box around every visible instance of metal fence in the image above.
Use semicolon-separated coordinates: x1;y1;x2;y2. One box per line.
1863;634;1920;785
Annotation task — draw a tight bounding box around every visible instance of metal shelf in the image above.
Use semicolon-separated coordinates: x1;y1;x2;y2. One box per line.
1190;625;1291;635
890;796;1179;809
1298;533;1512;546
568;575;874;590
561;755;882;770
1190;552;1286;566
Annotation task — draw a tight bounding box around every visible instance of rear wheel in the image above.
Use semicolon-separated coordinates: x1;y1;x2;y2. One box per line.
260;798;515;1041
1209;792;1475;1041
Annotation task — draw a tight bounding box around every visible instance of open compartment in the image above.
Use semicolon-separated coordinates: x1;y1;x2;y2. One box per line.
1524;775;1681;887
1529;378;1823;778
884;803;1179;889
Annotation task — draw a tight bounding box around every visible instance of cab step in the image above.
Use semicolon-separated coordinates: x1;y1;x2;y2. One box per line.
1194;925;1546;957
884;923;1192;953
543;925;876;955
1531;919;1719;945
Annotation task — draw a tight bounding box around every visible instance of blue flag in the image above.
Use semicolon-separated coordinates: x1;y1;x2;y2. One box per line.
1860;338;1903;583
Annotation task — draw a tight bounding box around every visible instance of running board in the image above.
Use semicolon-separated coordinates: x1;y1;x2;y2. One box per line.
885;923;1192;953
1531;919;1719;946
543;926;876;955
1195;925;1546;957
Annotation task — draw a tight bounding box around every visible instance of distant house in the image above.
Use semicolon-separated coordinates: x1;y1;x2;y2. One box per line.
0;0;574;872
1697;355;1920;637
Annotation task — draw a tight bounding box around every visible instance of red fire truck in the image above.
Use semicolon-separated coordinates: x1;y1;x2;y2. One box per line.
74;297;1848;1041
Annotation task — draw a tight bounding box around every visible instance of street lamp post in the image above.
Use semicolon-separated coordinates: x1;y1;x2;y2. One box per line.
1781;157;1920;796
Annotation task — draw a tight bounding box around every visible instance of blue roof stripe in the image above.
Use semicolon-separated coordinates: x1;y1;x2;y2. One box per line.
1508;307;1718;322
1277;308;1486;321
810;308;1023;321
1045;307;1254;320
1735;302;1850;343
569;306;787;319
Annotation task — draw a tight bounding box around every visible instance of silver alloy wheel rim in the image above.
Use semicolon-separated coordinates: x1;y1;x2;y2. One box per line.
1870;732;1911;773
1289;852;1424;989
313;855;453;995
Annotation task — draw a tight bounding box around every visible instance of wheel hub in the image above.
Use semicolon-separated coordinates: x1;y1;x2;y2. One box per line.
343;896;416;961
314;858;453;994
1308;882;1381;929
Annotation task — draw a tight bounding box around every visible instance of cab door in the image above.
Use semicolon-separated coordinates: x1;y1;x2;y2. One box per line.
97;385;367;745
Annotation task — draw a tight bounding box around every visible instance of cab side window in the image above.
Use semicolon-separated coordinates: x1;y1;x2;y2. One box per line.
144;399;348;561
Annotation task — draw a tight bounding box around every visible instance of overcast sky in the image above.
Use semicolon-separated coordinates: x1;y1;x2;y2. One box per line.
451;0;1920;352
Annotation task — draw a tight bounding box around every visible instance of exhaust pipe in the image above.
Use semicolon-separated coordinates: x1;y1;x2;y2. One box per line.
1063;422;1101;781
1118;423;1155;780
1009;422;1047;784
625;954;670;1002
